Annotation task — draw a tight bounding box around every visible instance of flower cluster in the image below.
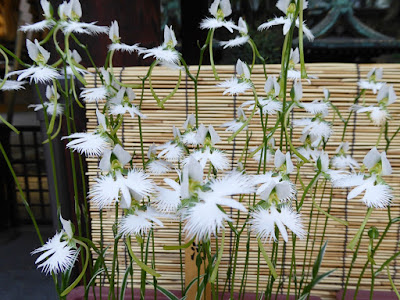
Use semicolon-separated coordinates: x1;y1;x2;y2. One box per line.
4;0;396;297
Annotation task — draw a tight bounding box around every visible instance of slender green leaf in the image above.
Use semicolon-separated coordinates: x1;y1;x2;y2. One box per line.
120;264;132;300
183;275;204;296
163;238;195;250
147;281;180;300
84;268;105;298
313;241;328;279
257;238;278;279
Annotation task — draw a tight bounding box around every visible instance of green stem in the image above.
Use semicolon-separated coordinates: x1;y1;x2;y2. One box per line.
60;239;90;297
257;238;278;279
209;29;219;80
387;266;400;299
348;207;373;251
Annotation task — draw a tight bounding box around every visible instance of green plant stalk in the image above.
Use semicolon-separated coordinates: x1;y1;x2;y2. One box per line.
109;203;120;300
341;89;366;141
208;29;219;80
320;187;334;248
210;230;225;284
178;221;184;295
69;77;89;242
298;0;307;78
239;230;251;299
0;115;19;134
287;235;297;300
61;67;86;284
370;241;375;300
0;44;29;68
35;84;62;225
151;228;157;300
138;77;148;168
0;48;9;90
353;259;369;300
305;181;328;288
228;87;258;142
298;171;321;211
298;181;318;294
60;239;90;297
341;228;365;300
387;266;400;299
348;208;373;251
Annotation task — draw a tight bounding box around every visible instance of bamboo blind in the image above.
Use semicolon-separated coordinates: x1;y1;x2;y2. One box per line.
85;63;400;299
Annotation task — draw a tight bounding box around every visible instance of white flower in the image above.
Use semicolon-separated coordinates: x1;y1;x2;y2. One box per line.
89;169;155;209
99;144;131;172
66;0;82;21
147;159;173;174
220;107;247;132
0;80;26;91
377;83;396;106
300;99;330;116
217;77;253;95
200;18;237;33
250;144;274;164
186;147;230;170
264;75;280;96
209;0;232;18
194;124;221;146
119;207;164;237
29;102;64;116
184;200;232;241
241;97;282;115
41;0;52;19
333;174;392;208
26;39;50;65
200;0;235;32
142;46;179;64
220;35;249;48
183;171;253;241
109;20;120;43
331;155;359;171
63;109;110;157
357;68;384;94
157;140;185;162
142;25;180;63
155;178;181;213
363;147;392;176
352;105;389;126
331;142;359;171
109;87;145;118
80;86;109;103
258;0;313;41
250;204;306;243
60;21;108;35
63;132;110;156
253;172;296;202
274;149;294;174
8;66;59;84
217;59;252;95
20;20;56;32
219;18;249;48
293;118;332;147
31;232;78;275
109;43;142;53
108;20;143;53
204;171;255;201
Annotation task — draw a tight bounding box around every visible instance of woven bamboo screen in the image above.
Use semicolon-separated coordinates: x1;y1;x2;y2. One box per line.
85;63;400;299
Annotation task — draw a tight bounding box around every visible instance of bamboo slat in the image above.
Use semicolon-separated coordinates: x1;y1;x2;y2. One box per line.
85;63;400;300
